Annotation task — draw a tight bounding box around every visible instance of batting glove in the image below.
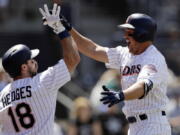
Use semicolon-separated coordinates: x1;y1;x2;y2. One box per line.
60;15;72;31
100;85;125;107
39;4;65;34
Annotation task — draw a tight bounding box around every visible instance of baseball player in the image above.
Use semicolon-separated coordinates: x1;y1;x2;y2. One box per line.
0;3;80;135
59;12;171;135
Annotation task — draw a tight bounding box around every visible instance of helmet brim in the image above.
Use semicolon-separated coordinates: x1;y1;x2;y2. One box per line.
31;49;40;59
118;24;135;29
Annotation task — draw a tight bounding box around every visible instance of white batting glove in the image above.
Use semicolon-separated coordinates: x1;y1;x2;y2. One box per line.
39;4;65;34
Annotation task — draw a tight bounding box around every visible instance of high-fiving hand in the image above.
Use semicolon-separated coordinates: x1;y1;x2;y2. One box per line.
39;4;65;34
100;85;125;107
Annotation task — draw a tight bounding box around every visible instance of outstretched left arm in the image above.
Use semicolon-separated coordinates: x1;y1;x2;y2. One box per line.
100;81;147;107
123;81;145;100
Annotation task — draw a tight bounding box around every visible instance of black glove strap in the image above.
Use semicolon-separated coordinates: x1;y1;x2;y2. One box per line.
118;92;125;101
60;15;72;31
58;30;70;40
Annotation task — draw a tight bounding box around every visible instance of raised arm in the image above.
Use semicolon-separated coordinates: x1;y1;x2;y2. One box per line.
39;4;80;73
60;36;80;72
60;15;109;63
70;28;108;63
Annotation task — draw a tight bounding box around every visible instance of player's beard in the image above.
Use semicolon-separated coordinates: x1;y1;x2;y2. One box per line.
29;71;37;77
28;63;38;77
28;68;37;77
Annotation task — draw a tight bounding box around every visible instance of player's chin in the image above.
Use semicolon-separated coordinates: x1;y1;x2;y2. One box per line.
33;65;38;73
127;43;132;51
128;46;136;54
31;68;38;77
31;71;37;77
126;40;132;49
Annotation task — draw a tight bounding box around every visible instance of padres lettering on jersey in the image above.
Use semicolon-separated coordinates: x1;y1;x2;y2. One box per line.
122;64;141;76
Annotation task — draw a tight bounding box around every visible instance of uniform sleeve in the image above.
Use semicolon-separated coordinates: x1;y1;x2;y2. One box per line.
137;64;160;88
38;59;71;92
105;46;126;69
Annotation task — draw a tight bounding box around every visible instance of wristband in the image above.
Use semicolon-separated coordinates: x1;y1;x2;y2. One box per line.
118;92;125;101
58;30;70;40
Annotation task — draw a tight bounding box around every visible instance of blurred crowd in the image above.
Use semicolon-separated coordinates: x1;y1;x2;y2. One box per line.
0;0;180;135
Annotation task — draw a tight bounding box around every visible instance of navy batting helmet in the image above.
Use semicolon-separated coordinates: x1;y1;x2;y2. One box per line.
118;13;157;42
2;44;39;78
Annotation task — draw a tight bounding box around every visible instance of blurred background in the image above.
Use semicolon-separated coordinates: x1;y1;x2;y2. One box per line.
0;0;180;134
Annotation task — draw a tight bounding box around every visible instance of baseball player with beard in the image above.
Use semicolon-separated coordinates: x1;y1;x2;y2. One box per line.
0;4;80;135
56;9;171;135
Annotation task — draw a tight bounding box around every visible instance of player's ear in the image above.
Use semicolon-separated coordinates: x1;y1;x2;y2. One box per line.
21;64;28;72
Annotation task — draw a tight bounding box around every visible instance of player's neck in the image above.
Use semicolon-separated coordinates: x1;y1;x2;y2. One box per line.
14;74;31;81
133;41;152;55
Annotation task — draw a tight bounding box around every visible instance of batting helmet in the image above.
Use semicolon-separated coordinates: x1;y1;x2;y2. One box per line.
2;44;39;78
118;13;157;42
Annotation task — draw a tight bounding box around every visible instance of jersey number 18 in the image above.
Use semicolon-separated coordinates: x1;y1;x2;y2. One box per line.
8;102;35;132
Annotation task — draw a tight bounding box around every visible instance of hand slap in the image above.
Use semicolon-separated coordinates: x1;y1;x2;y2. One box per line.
39;3;65;34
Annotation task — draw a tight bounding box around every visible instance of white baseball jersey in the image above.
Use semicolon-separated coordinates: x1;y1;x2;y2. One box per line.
105;45;171;135
0;59;71;135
